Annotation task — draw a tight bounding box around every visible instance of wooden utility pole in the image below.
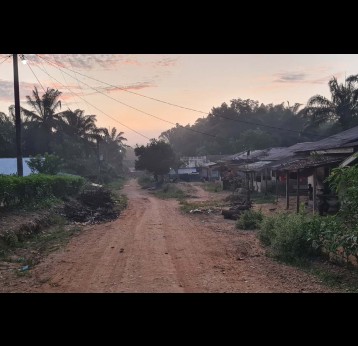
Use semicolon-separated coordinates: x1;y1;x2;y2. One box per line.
13;54;23;177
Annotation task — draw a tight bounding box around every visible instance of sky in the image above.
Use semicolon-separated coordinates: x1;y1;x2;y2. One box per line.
0;54;357;147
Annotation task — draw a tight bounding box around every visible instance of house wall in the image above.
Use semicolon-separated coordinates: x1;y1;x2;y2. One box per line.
0;158;33;176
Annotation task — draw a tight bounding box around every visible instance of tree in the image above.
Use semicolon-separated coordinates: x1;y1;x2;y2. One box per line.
98;127;128;177
134;139;177;182
300;74;358;130
28;153;62;175
21;87;63;153
0;111;15;157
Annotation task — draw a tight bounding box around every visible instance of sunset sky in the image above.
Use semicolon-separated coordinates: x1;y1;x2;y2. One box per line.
0;54;357;146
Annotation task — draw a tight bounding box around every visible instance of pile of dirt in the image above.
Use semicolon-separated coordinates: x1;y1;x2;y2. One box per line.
63;185;119;224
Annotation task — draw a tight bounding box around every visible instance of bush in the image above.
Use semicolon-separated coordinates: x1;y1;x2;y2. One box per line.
0;174;85;208
259;212;317;261
28;153;62;175
259;209;358;264
236;210;263;230
138;175;154;189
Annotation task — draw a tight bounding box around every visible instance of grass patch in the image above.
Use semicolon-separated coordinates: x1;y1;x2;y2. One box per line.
202;182;223;193
0;215;82;269
275;257;358;292
155;183;188;199
251;192;276;204
106;177;127;191
106;179;128;212
114;194;128;211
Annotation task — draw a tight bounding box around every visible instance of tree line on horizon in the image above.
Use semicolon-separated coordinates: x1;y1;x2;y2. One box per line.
160;74;358;156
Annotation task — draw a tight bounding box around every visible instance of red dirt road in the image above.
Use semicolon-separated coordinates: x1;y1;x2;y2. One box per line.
3;179;337;292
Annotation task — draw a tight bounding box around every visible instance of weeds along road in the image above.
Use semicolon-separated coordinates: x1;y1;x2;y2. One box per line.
7;179;336;292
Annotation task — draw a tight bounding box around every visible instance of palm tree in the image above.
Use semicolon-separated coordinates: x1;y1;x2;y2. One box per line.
102;127;127;161
59;109;102;141
300;74;358;130
58;109;106;158
21;87;62;152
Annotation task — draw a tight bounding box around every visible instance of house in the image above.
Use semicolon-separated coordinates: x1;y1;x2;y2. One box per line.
177;156;222;182
270;126;358;213
0;158;33;176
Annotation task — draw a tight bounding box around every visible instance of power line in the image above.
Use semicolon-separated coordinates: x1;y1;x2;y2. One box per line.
38;54;324;139
33;61;151;140
38;54;206;114
0;55;11;65
32;57;73;110
26;61;46;93
53;55;82;110
38;55;217;139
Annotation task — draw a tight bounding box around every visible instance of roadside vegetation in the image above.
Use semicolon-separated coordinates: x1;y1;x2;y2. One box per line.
202;181;223;193
0;214;82;275
0;174;84;209
236;210;263;230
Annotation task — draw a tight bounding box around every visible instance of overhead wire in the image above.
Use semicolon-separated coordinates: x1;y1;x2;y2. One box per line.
31;60;151;140
0;55;11;65
53;55;82;110
37;55;217;139
26;61;47;93
37;54;324;139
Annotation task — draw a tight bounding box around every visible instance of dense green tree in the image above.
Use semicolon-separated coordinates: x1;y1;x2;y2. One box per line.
160;98;309;156
0;111;15;157
135;139;177;181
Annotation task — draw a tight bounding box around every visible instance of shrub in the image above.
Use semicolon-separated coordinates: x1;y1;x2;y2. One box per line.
0;174;85;208
28;153;62;175
236;209;263;230
259;212;317;261
259;209;358;265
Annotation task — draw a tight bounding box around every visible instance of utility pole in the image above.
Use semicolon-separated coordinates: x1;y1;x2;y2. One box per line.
13;54;23;176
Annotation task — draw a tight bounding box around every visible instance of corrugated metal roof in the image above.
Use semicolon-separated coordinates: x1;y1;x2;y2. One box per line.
228;149;269;161
295;126;358;152
0;158;33;176
235;161;273;172
272;155;344;171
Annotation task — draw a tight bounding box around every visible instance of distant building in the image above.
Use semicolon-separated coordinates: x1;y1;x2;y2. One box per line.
0;158;33;176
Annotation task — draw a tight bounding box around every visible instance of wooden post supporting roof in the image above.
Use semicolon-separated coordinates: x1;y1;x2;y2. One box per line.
246;172;250;203
265;168;268;195
275;170;278;203
313;168;317;215
296;169;300;213
286;170;289;210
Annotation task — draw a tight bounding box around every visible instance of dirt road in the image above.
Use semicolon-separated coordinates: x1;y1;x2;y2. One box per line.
4;179;337;292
